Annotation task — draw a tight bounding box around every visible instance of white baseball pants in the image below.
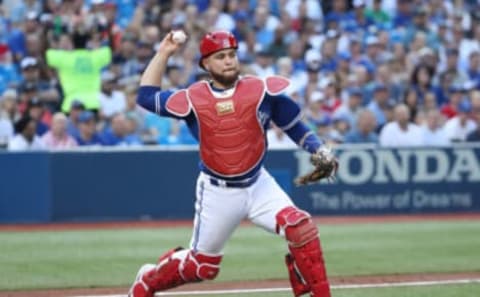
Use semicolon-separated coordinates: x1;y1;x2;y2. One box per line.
190;168;295;254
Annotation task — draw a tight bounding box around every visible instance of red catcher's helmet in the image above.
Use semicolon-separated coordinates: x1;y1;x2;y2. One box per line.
199;31;238;68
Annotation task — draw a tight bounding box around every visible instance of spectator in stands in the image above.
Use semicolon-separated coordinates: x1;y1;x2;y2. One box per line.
46;28;112;113
423;91;439;112
266;24;290;59
373;62;404;103
312;116;338;145
443;99;477;143
393;0;413;28
158;119;196;146
330;114;351;144
134;41;155;75
0;44;20;94
74;111;102;146
275;56;307;96
362;35;384;68
403;89;420;122
285;0;323;24
367;83;392;131
305;91;326;127
99;113;141;146
19;56;60;112
123;84;146;135
350;64;372;104
439;48;468;86
421;109;448;146
440;84;465;119
410;64;436;104
8;115;44;151
252;5;279;47
303;49;322;101
66;100;86;137
250;49;275;79
164;65;186;90
0;91;14;149
365;0;390;26
319;37;338;72
98;71;126;121
113;33;139;78
344;109;378;144
466;93;480;141
350;0;374;31
405;6;438;50
41;112;77;149
0;88;20;123
317;76;341;115
379;104;423;147
465;51;480;89
25;97;49;136
143;110;173;145
388;42;410;85
332;87;363;127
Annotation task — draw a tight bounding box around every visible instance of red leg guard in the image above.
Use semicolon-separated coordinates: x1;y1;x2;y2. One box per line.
129;247;222;297
143;247;187;292
180;250;222;281
129;247;185;297
285;253;310;297
276;206;331;297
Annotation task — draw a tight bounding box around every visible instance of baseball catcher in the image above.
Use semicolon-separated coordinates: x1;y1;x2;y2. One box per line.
129;30;336;297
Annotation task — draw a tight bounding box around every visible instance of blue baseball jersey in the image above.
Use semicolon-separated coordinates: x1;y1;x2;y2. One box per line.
137;82;322;181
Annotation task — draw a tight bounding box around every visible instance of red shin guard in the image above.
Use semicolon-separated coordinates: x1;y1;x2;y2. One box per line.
276;207;331;297
142;247;186;292
139;248;222;294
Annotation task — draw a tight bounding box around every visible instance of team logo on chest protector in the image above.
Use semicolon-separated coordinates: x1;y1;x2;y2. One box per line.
216;100;235;115
188;77;266;177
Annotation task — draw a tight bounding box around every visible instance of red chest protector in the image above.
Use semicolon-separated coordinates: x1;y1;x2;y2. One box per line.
166;76;290;177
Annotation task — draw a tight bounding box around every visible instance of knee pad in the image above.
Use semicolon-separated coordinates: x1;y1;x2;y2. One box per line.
180;250;223;282
276;206;318;247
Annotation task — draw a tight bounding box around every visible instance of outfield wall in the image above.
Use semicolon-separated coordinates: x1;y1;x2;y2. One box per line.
1;145;479;223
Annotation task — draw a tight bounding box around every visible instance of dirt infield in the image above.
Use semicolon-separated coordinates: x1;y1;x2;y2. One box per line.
1;213;480;297
3;272;480;297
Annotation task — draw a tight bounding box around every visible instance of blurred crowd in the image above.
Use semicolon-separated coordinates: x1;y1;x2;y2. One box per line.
1;0;480;151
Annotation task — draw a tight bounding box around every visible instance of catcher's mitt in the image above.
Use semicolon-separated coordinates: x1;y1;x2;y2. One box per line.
294;147;338;186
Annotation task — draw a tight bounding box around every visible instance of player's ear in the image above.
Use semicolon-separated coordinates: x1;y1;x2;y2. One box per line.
203;62;210;71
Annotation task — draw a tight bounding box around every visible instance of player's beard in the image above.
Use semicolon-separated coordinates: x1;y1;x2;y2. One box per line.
209;68;240;88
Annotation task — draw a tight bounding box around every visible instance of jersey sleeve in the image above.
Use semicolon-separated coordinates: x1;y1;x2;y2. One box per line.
270;93;302;129
137;86;186;119
270;93;323;154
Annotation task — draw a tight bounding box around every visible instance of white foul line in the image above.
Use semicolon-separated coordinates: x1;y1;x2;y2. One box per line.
73;278;480;297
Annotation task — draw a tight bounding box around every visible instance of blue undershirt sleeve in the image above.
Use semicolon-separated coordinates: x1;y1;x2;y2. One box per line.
137;86;175;117
285;122;323;154
270;93;323;154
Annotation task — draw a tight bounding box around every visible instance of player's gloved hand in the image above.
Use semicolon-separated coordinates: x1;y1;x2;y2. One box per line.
294;146;338;186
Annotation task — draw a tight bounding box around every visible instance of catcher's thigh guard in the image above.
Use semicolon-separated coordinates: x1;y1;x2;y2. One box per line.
132;247;222;295
276;206;331;297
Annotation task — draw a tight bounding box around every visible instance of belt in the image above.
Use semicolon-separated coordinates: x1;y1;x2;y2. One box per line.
208;172;260;188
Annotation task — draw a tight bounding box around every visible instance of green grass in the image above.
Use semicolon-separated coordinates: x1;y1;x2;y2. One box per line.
0;220;479;292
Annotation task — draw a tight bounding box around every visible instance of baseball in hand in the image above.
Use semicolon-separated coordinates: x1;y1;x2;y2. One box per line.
172;30;187;44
